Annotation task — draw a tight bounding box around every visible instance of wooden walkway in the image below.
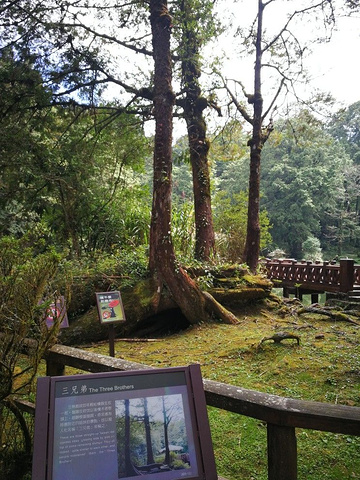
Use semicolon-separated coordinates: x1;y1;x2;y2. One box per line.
262;258;360;300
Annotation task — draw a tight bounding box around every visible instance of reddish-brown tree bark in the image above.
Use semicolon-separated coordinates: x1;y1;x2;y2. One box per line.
148;0;237;325
180;0;215;260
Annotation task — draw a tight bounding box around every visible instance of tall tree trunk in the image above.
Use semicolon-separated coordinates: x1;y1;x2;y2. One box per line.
180;0;215;261
148;0;237;325
162;396;171;466
148;0;173;274
144;398;155;465
190;130;215;261
243;0;264;272
124;399;138;476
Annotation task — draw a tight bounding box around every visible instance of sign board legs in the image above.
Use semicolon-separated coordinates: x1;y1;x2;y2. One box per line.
109;323;115;357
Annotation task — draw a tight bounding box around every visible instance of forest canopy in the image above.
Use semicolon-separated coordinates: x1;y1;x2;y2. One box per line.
1;3;359;479
0;0;359;322
1;0;358;261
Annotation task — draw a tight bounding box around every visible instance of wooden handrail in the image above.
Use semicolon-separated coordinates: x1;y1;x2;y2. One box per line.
14;344;357;480
203;379;359;435
44;345;360;435
262;258;359;294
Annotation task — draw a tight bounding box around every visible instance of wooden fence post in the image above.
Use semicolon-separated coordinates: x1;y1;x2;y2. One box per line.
339;259;354;293
267;424;297;480
46;358;65;376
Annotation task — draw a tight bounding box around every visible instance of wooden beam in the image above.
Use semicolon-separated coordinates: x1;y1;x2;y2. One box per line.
267;424;297;480
42;345;360;436
203;380;360;436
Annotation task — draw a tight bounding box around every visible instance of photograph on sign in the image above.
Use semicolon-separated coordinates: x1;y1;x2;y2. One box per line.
115;392;194;478
96;291;126;324
32;366;217;480
44;296;69;329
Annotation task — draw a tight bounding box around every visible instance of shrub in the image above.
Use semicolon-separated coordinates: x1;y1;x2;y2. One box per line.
0;235;61;480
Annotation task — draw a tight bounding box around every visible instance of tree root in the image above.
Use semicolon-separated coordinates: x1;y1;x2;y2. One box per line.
203;291;239;324
259;331;300;346
297;306;360;326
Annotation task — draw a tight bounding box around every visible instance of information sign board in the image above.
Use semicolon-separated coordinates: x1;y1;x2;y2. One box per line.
96;291;126;324
32;365;217;480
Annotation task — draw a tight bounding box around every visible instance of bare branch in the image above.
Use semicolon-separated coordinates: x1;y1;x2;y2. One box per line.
219;74;254;125
60;21;153;56
262;77;284;122
263;0;276;8
262;0;335;54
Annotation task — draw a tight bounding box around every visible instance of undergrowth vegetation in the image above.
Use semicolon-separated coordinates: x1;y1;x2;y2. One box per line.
0;237;61;480
84;302;360;480
1;238;359;479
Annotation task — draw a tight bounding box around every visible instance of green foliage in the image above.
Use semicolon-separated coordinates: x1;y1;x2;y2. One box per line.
328;101;360;163
214;158;249;198
172;162;194;202
57;246;149;319
211;121;248;165
302;236;323;262
173;0;224;64
39;110;151;255
0;49;53;237
0;235;61;479
261;110;353;259
171;201;195;261
213;191;272;262
210;121;249;198
0;56;152;255
0;236;61;348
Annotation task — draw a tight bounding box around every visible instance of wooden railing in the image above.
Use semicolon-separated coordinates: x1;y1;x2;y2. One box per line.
262;258;358;294
18;344;360;480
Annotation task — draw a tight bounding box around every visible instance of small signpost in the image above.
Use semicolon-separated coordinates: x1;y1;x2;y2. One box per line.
95;291;126;357
44;296;69;330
